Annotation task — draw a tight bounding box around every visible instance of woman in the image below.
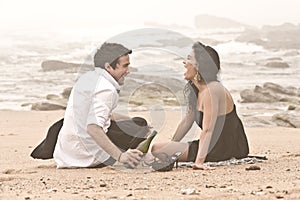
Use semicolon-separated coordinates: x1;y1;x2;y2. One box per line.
151;42;249;170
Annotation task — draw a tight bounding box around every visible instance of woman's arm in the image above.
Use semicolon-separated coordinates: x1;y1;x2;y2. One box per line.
192;89;219;170
171;109;195;141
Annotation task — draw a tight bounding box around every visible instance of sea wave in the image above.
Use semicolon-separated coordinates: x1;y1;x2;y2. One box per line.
0;28;299;110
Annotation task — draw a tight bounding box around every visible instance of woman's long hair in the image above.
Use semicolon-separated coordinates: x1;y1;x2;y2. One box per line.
184;42;220;111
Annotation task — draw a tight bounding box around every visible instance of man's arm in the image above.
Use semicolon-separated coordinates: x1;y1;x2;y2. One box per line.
87;124;142;168
110;112;131;121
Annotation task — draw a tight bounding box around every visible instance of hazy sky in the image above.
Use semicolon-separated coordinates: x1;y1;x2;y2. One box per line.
0;0;299;32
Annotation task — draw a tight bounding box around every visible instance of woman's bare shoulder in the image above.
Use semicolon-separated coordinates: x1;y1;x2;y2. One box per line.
206;82;226;94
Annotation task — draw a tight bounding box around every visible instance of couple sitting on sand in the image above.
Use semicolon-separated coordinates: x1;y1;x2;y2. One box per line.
31;42;249;171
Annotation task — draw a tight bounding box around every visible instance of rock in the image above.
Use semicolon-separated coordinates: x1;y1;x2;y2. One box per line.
181;188;196;195
240;82;300;104
28;87;70;111
245;165;261;170
194;14;248;29
272;111;300;128
287;105;296;110
46;94;61;100
240;88;278;103
284;50;300;57
264;62;290;68
266;57;283;61
275;193;285;199
61;87;72;99
126;74;185;93
241;117;274;127
41;60;93;72
237;23;300;49
47;188;57;193
99;183;107;187
263;82;297;96
31;102;66;111
120;76;185;107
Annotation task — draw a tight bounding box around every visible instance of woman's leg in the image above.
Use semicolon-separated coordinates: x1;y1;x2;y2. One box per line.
151;141;190;162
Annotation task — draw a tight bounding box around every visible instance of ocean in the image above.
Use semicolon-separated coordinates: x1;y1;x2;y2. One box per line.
1;27;299;111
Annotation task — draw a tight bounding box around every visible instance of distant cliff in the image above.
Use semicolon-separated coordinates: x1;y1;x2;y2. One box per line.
237;23;300;49
194;14;250;30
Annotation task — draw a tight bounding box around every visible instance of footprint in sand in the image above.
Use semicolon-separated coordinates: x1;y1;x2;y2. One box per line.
37;164;56;169
0;176;15;182
282;153;300;158
0;133;17;136
2;169;21;174
2;169;37;175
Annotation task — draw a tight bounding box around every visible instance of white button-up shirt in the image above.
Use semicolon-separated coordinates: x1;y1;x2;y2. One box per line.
53;68;120;168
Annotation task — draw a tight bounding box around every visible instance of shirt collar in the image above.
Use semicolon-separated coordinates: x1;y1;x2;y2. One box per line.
95;68;120;93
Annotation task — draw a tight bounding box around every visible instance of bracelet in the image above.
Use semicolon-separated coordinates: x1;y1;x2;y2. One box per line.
117;152;122;162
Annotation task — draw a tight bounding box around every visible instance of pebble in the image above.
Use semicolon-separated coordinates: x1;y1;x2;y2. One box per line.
205;185;216;188
275;194;284;199
245;165;261;170
181;188;196;195
100;183;107;187
134;187;149;190
47;188;57;193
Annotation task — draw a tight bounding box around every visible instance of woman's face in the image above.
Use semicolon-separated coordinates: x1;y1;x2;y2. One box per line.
183;50;198;80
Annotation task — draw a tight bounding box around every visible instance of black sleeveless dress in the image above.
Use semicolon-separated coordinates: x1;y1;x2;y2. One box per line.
188;105;249;162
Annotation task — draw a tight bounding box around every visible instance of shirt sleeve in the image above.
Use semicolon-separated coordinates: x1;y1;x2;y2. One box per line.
86;88;116;129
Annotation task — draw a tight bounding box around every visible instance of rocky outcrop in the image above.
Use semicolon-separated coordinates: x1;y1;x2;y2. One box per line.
264;62;290;68
240;88;277;103
194;14;250;30
119;75;185;107
255;58;290;69
240;82;300;128
61;87;72;99
236;23;300;49
284;50;300;57
31;102;66;111
272;111;300;128
240;82;300;104
41;60;93;72
28;66;186;110
26;88;71;111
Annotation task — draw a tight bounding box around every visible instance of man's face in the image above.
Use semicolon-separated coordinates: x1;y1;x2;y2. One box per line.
107;54;130;85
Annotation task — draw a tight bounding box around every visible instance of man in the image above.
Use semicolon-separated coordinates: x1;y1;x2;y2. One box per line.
53;43;149;168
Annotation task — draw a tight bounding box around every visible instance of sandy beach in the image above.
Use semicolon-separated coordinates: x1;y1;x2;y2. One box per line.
0;110;299;200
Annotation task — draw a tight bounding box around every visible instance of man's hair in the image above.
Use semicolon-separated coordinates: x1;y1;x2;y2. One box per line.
94;43;132;69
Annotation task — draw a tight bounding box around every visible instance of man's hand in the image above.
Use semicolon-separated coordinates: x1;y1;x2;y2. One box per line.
119;149;143;168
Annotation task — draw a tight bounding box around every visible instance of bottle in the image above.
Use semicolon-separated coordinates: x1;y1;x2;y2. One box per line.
123;130;158;169
136;130;158;153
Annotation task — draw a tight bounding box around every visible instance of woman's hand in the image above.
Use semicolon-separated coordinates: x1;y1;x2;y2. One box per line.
192;163;216;170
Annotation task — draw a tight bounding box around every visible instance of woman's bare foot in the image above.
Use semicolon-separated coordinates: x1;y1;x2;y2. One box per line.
192;163;216;170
